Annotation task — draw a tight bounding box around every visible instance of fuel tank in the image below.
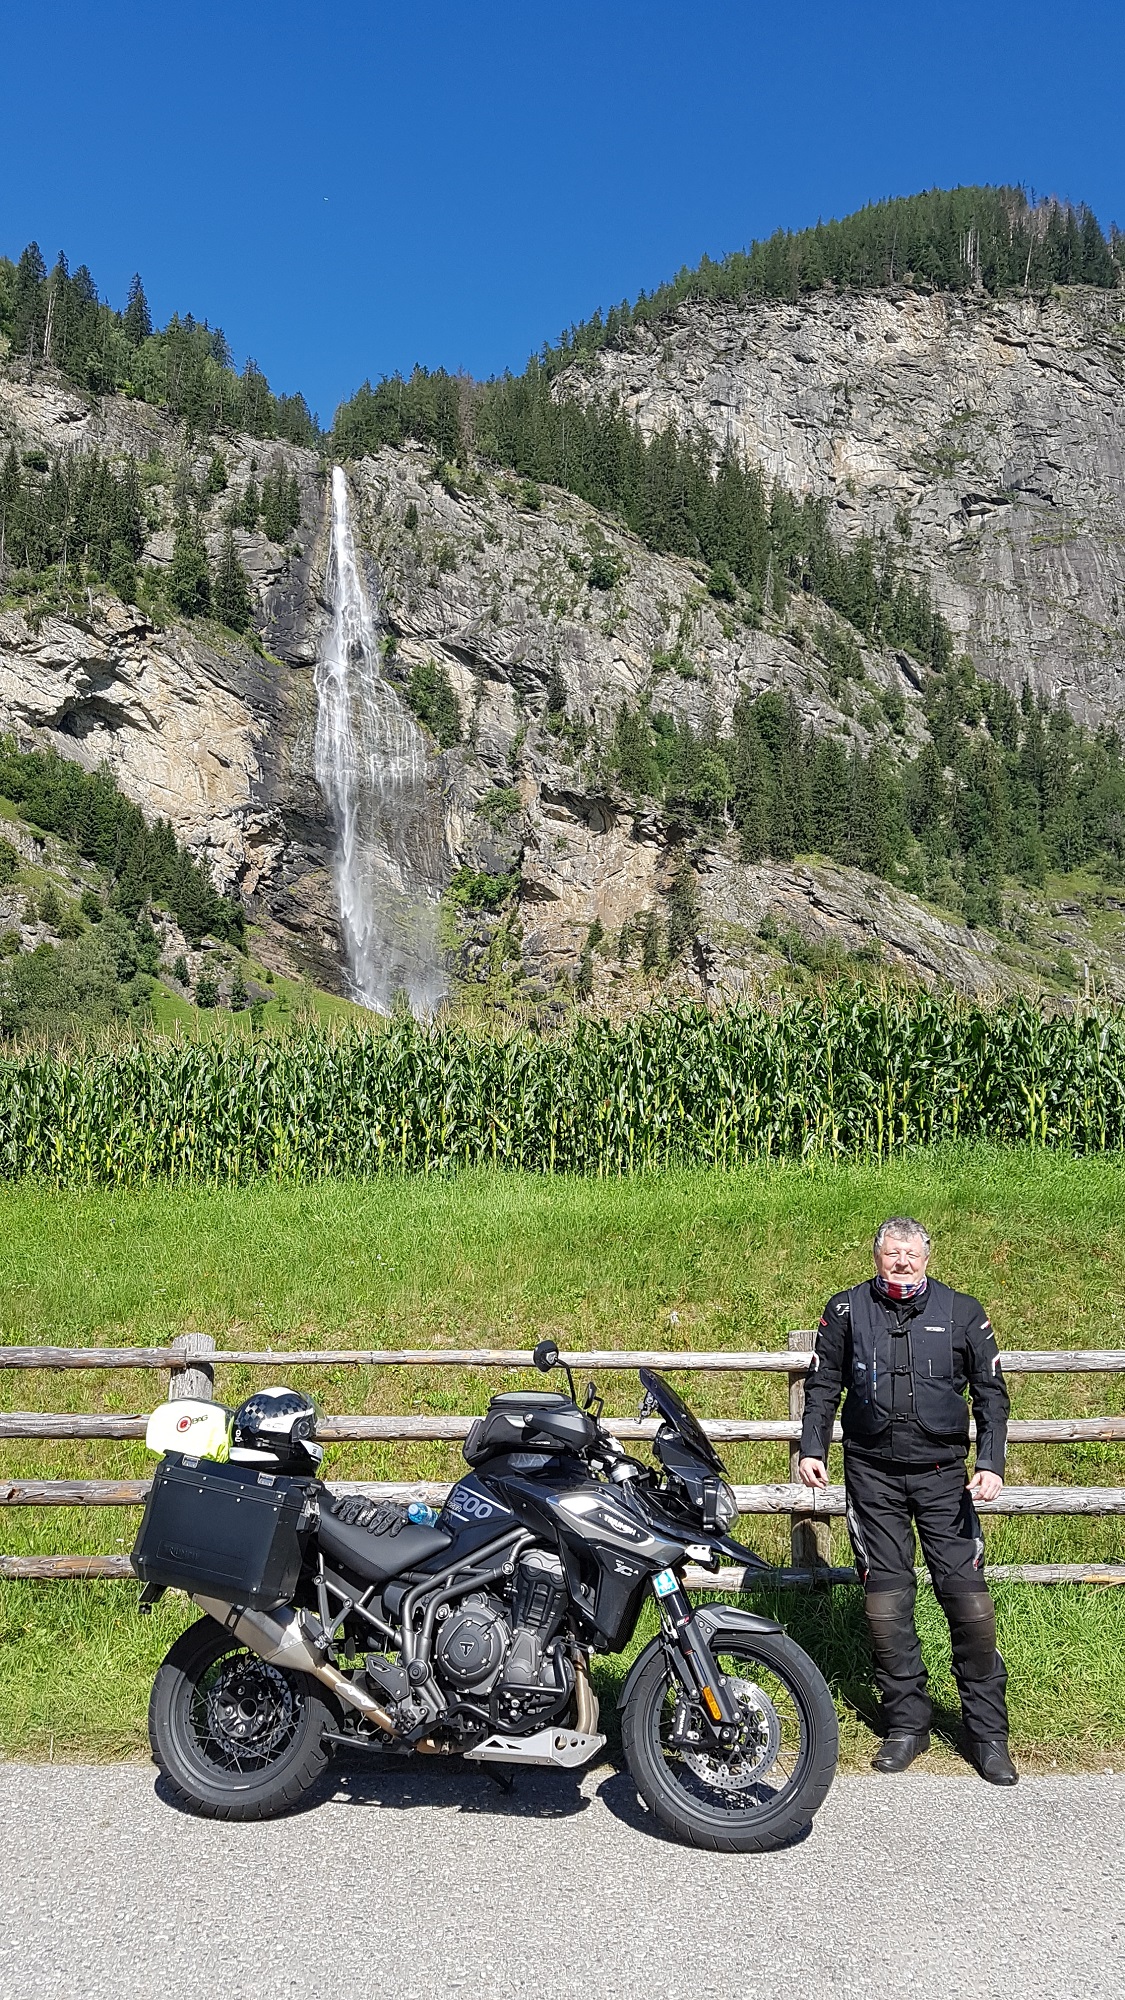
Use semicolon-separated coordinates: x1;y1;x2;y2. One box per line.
435;1470;521;1558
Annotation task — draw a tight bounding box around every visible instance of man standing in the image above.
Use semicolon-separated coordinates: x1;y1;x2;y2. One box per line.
798;1217;1017;1785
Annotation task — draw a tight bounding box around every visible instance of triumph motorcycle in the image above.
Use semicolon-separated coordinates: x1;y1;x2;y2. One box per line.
133;1343;838;1851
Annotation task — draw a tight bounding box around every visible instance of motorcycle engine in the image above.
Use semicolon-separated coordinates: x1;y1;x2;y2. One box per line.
432;1550;573;1721
434;1592;511;1693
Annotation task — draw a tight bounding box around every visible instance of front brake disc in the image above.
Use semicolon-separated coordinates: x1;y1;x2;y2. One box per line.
680;1681;782;1792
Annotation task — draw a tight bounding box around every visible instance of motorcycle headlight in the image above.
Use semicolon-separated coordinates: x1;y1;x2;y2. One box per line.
704;1478;738;1531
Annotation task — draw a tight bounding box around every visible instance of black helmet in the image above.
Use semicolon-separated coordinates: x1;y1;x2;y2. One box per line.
230;1387;322;1472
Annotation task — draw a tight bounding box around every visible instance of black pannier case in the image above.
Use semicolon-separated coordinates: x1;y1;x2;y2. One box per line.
131;1453;319;1609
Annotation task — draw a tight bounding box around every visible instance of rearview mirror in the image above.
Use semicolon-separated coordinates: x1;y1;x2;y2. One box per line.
533;1339;560;1374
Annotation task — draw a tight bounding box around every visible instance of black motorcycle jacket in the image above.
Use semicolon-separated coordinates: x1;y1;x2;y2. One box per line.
799;1278;1009;1473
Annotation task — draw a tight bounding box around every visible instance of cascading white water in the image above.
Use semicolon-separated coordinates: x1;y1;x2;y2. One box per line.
313;466;446;1013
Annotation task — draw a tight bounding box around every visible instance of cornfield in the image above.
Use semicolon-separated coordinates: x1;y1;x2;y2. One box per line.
2;993;1124;1186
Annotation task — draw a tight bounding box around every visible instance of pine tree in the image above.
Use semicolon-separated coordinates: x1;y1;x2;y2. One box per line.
260;465;295;543
122;274;152;346
168;518;211;617
237;479;260;531
639;908;663;972
809;737;850;858
544;666;568;719
12;242;47;360
666;863;701;959
212;527;253;633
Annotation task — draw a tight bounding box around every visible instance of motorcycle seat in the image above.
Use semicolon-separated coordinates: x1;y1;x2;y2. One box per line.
317;1509;452;1584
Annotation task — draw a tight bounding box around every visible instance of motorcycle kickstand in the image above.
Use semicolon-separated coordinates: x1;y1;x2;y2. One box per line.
481;1766;516;1795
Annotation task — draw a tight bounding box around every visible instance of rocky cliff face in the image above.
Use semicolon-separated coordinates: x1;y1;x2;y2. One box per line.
0;375;348;986
559;287;1125;725
3;293;1125;1013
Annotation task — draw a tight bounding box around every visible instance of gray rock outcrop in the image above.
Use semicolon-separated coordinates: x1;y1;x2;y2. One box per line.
558;287;1125;723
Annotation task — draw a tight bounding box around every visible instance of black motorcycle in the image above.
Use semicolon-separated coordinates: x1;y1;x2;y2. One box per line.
134;1344;838;1851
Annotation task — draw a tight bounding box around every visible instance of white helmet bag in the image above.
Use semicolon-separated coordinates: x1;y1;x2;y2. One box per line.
145;1399;230;1461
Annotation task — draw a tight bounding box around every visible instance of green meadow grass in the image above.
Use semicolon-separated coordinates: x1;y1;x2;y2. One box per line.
1;1147;1123;1761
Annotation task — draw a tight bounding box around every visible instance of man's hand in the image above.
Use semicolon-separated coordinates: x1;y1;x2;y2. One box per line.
798;1456;830;1489
968;1468;1004;1503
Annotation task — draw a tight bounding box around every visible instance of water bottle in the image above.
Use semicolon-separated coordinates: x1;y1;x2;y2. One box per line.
407;1500;439;1527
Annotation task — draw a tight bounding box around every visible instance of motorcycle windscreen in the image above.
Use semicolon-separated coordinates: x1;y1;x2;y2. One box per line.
638;1369;725;1472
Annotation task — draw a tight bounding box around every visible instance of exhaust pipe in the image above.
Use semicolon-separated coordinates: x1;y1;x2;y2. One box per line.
191;1594;400;1736
574;1652;600;1736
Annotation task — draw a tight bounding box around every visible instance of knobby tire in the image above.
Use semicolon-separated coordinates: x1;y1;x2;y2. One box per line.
149;1615;336;1822
621;1625;838;1853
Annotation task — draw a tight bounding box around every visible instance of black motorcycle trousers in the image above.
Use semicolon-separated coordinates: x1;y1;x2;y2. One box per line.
843;1451;1009;1741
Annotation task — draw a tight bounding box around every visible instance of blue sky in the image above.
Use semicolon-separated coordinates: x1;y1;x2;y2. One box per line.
2;2;1123;424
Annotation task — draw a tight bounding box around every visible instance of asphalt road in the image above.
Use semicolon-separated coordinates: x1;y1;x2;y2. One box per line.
0;1759;1119;2000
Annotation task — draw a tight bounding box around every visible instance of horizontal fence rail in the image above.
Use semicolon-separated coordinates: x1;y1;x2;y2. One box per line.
5;1554;1125;1587
2;1333;1123;1588
3;1345;1125;1373
3;1414;1124;1445
4;1479;1124;1514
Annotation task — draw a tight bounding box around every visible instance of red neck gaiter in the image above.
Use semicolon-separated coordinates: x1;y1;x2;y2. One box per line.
874;1273;928;1303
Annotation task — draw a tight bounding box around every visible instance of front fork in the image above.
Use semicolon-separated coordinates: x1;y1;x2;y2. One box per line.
650;1568;744;1750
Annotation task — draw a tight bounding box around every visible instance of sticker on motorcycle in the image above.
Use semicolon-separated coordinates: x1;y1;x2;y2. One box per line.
652;1568;679;1597
446;1483;512;1523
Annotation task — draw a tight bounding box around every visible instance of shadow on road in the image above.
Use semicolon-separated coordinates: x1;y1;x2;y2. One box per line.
154;1749;596;1821
320;1752;594;1819
593;1766;816;1849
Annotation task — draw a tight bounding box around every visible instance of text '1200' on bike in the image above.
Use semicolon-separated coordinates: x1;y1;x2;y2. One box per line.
132;1343;838;1851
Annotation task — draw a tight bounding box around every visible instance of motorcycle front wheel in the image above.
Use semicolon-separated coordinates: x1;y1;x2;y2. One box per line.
621;1625;838;1852
149;1616;336;1821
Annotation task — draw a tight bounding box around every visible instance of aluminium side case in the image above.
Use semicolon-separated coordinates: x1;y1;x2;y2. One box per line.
131;1452;319;1609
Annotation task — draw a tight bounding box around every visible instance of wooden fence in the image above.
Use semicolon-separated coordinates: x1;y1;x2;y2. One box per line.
1;1333;1123;1590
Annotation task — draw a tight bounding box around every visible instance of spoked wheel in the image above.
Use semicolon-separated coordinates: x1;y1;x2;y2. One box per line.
149;1616;336;1821
622;1627;838;1852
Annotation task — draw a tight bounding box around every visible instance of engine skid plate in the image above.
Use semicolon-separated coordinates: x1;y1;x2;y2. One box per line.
464;1727;606;1770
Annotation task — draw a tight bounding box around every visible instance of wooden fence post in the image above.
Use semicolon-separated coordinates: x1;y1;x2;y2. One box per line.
168;1333;216;1402
788;1329;832;1573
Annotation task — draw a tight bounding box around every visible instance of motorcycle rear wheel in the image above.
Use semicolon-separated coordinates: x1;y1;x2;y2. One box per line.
149;1615;336;1821
621;1626;838;1852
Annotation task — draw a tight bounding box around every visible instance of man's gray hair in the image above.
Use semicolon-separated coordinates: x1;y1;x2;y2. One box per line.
873;1216;931;1254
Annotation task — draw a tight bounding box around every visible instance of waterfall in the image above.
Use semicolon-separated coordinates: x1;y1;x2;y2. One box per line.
313;466;446;1014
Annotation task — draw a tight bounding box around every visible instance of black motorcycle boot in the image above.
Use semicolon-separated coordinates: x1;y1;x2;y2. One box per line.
967;1736;1019;1786
871;1730;931;1773
864;1584;932;1745
942;1588;1012;1759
